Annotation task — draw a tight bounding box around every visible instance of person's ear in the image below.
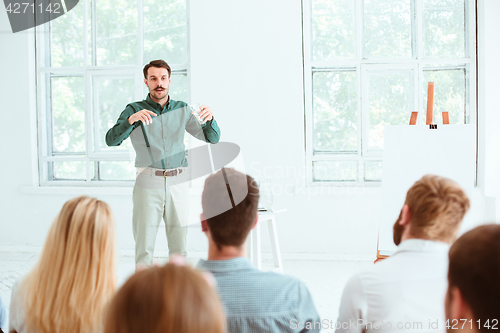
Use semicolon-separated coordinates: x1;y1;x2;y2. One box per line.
144;78;148;86
201;220;209;232
200;213;208;232
251;214;258;230
400;204;411;226
446;286;471;321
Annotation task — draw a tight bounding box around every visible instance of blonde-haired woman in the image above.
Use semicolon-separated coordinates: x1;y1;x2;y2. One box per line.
9;196;116;333
104;261;225;333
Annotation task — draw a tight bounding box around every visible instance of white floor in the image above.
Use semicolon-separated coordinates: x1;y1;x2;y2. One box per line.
0;252;372;332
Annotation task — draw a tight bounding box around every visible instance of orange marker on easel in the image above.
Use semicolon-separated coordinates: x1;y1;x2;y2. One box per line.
426;82;435;125
442;112;450;124
409;112;418;125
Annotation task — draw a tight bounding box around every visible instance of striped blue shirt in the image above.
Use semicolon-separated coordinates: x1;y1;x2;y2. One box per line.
197;258;321;333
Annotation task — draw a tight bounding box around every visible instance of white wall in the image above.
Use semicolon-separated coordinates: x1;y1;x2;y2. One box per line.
0;0;498;260
478;0;500;222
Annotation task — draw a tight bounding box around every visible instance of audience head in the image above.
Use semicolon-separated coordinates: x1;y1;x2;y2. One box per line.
104;262;225;333
393;174;470;245
24;196;116;333
446;224;500;333
201;168;259;250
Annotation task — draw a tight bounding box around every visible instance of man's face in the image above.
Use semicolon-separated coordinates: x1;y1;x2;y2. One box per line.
145;67;171;100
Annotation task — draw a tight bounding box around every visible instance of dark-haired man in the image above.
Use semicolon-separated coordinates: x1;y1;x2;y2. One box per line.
106;60;221;267
446;224;500;333
197;168;320;333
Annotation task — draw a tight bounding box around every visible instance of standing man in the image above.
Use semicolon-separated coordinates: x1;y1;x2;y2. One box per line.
106;59;221;266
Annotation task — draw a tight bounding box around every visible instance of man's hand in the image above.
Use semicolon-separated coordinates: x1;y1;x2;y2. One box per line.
128;109;157;125
199;105;214;122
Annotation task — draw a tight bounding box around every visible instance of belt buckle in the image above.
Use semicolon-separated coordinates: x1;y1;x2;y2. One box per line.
164;169;178;177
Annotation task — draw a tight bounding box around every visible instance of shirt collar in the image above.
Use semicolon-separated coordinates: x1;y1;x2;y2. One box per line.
393;238;450;256
145;93;170;111
197;257;254;273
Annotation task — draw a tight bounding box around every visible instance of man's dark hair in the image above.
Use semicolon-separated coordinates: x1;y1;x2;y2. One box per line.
202;168;259;250
448;224;500;331
143;60;171;79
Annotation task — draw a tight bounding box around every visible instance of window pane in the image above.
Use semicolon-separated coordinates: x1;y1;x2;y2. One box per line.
364;160;382;181
52;161;90;180
99;161;135;180
96;0;138;66
96;76;135;152
170;74;188;102
313;71;357;152
423;0;465;58
364;0;412;59
50;0;84;67
313;161;358;182
143;0;187;65
87;0;93;64
367;70;412;150
312;0;355;61
51;76;85;153
423;68;466;124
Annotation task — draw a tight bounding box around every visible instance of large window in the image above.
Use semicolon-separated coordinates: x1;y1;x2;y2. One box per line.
36;0;188;185
303;0;476;184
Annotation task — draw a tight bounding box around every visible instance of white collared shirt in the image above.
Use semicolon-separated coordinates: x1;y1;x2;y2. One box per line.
336;239;450;333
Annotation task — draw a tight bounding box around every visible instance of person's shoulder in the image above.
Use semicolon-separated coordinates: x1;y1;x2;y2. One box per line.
354;257;395;282
255;272;317;307
8;276;29;333
11;276;28;299
346;253;429;291
337;262;388;296
9;275;29;316
256;271;308;292
126;100;150;111
11;276;23;292
169;99;188;109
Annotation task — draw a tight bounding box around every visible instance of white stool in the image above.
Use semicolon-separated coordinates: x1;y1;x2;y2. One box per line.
248;208;286;273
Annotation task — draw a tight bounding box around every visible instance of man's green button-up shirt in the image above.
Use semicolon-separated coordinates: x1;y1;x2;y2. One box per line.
105;94;221;169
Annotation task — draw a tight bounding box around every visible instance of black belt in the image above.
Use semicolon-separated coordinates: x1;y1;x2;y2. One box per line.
154;169;183;177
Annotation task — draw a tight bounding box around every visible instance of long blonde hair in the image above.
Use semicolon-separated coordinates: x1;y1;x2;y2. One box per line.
104;263;226;333
23;196;117;333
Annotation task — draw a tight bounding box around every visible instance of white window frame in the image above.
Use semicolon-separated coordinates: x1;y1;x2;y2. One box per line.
35;0;190;187
303;0;477;185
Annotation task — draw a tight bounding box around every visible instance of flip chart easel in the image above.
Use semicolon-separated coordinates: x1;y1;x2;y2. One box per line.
375;82;475;260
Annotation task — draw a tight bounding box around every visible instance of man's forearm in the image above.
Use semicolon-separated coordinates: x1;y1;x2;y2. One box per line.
202;118;221;143
105;120;134;146
105;107;136;146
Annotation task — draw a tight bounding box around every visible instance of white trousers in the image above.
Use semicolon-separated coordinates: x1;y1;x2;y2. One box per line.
132;167;190;266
